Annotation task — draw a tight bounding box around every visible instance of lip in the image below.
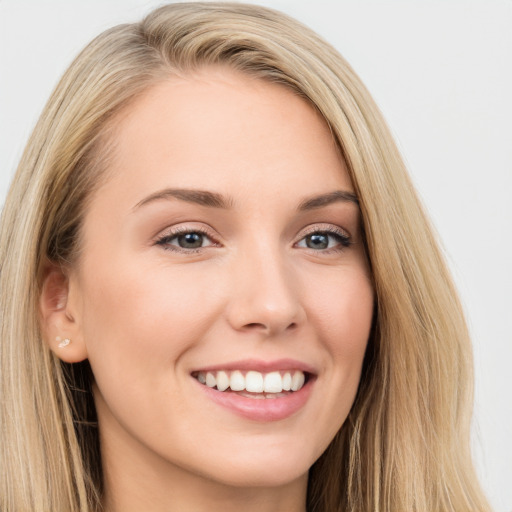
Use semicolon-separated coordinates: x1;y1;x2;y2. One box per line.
191;359;317;422
192;358;317;374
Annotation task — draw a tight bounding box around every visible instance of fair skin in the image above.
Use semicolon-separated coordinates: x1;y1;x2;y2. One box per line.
41;68;374;512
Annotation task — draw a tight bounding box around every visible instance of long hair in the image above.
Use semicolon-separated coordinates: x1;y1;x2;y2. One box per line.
0;3;490;511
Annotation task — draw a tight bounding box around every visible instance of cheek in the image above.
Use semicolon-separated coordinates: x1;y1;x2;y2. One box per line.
306;267;373;403
290;266;373;454
308;267;374;355
77;258;224;382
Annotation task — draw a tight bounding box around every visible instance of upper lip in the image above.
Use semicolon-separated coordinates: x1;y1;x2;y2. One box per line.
191;358;317;375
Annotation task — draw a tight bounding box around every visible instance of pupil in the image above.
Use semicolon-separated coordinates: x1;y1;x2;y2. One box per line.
307;233;328;249
178;232;203;248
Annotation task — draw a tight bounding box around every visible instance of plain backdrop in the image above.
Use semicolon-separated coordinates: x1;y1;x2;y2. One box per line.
1;1;511;510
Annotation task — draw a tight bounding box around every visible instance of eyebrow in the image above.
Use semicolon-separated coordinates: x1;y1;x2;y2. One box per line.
133;187;359;212
297;190;359;211
133;188;234;211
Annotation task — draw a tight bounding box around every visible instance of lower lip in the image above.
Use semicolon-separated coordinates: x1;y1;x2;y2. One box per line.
194;378;314;422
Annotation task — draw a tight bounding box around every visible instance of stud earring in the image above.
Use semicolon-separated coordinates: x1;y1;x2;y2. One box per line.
56;336;71;348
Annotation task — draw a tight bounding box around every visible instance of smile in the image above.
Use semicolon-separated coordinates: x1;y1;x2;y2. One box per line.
191;362;315;421
193;370;306;398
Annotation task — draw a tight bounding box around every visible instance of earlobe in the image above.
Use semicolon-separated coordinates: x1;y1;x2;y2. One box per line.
39;261;88;363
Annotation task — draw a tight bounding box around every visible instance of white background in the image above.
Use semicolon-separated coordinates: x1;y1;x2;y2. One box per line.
0;1;510;510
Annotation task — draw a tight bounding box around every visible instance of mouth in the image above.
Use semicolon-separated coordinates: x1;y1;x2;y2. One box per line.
191;369;309;399
191;362;316;421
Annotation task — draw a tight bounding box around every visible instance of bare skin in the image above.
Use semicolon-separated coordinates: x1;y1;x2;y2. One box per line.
41;68;374;512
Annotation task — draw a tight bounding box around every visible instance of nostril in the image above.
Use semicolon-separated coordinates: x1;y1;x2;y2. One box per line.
245;322;266;330
243;321;297;332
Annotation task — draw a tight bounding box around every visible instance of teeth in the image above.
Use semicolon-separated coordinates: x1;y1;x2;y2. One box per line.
205;372;216;388
195;369;307;394
229;370;245;391
216;370;230;391
263;371;282;393
245;371;264;392
291;371;305;391
282;372;292;391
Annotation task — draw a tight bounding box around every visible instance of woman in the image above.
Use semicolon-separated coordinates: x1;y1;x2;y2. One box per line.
0;3;490;511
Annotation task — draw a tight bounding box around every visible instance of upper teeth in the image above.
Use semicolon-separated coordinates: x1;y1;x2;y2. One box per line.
196;370;306;393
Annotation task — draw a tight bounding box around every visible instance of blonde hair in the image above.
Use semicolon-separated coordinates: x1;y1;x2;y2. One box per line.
0;3;490;511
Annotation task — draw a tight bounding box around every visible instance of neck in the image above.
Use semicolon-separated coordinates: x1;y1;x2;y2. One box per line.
98;413;308;512
102;447;308;512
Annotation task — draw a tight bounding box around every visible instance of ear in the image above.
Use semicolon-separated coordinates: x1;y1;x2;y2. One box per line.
39;260;88;363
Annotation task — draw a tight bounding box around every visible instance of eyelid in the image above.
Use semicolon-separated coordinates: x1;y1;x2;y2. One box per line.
294;223;352;252
153;222;352;254
296;223;351;241
154;223;221;252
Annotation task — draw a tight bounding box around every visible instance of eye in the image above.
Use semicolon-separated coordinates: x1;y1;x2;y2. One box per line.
156;228;216;252
296;229;351;251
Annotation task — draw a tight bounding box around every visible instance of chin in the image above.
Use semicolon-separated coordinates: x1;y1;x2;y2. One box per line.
208;463;309;489
188;442;318;489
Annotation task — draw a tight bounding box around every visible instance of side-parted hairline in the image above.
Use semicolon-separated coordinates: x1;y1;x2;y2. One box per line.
0;3;490;512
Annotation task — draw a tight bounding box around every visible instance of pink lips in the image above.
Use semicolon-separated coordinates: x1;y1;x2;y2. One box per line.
193;358;316;374
192;359;316;422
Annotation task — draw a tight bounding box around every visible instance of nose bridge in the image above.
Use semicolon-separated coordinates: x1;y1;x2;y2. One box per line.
227;237;303;335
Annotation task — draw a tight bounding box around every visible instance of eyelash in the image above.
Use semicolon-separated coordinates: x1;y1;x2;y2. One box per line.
155;226;218;254
295;225;352;254
155;225;352;254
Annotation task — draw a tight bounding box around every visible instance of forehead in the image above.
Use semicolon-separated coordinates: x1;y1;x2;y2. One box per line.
94;67;353;211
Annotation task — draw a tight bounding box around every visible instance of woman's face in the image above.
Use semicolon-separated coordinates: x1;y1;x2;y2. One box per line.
65;69;374;489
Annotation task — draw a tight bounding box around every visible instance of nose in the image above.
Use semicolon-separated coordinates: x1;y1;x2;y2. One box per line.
225;247;306;337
